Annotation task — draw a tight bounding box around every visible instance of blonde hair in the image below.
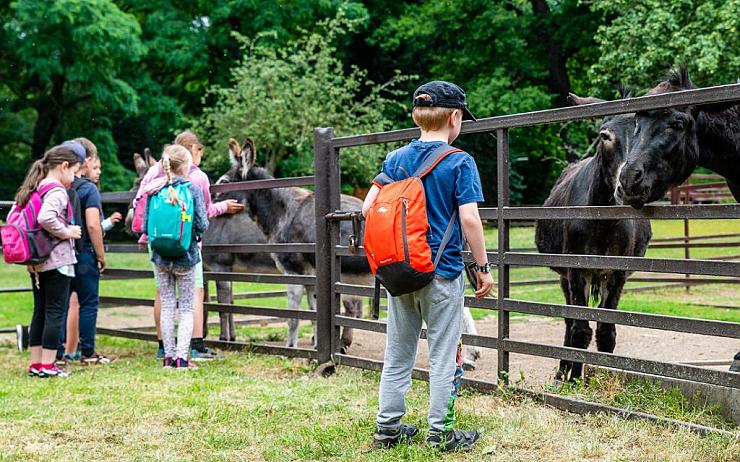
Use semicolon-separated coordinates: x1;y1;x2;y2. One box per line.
173;130;203;155
412;93;457;131
73;137;98;160
15;146;81;207
161;144;192;206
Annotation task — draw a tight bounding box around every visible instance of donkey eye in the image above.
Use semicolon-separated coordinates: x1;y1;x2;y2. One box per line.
669;121;684;130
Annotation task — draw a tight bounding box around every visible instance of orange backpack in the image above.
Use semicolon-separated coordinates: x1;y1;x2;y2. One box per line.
364;144;462;314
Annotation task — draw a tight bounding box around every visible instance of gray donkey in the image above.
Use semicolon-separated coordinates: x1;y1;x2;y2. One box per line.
222;138;482;367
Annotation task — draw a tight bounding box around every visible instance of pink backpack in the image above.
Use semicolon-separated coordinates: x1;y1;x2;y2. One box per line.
1;182;70;265
131;161;163;235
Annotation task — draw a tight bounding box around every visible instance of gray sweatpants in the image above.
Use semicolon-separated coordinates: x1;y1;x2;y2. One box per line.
377;274;465;434
156;264;196;360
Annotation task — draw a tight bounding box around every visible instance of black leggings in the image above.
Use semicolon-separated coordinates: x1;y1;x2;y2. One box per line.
30;270;72;350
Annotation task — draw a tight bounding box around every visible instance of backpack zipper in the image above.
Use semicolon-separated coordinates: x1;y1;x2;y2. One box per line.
401;198;409;263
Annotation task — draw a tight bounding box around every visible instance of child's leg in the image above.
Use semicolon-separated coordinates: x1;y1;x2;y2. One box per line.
174;267;196;360
29;273;46;365
376;291;422;431
40;271;73;364
65;291;80;354
76;249;100;357
157;266;177;359
419;275;465;435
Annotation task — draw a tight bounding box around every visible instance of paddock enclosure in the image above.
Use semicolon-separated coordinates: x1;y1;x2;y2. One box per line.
1;83;739;433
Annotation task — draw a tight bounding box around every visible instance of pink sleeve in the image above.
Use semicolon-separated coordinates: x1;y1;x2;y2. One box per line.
191;168;228;218
37;189;75;240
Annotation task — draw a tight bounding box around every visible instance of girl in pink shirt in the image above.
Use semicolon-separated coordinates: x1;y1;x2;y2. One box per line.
14;145;83;378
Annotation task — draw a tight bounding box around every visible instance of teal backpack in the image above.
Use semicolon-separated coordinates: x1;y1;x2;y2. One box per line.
147;182;194;258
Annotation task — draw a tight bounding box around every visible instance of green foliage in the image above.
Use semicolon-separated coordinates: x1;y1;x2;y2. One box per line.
196;10;411;189
589;0;740;92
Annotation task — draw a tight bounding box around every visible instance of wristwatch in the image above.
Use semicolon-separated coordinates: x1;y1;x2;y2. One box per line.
468;261;490;273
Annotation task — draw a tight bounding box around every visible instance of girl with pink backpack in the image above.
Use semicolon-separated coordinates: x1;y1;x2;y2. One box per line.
6;145;83;377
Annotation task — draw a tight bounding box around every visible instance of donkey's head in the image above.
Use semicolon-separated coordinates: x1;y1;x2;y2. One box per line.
218;138;257;184
568;90;636;194
616;69;700;208
125;148;157;234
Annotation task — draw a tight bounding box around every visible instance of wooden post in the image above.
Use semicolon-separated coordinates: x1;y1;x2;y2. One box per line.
313;127;338;364
497;128;510;383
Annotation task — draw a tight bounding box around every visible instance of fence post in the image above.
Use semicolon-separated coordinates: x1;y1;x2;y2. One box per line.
496;128;510;383
314;127;337;364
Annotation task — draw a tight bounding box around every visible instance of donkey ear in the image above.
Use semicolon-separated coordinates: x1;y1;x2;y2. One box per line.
228;138;242;164
133;152;148;177
568;93;604;106
242;137;256;169
144;147;157;166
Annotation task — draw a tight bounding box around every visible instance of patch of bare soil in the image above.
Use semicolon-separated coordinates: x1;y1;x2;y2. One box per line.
342;316;739;388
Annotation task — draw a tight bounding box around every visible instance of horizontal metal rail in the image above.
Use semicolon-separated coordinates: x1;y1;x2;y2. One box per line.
201;243;315;254
332;354;732;436
330;84;740;148
503;299;740;338
99;176;316;204
651;233;740;243
0;287;31;294
205;271;315;285
333;282;498;310
333;315;499;349
105;244;146;253
505;253;740;277
96;327;317;359
504;204;740;220
501;339;738;388
204;302;315;320
208;291;288;301
209;176;315;194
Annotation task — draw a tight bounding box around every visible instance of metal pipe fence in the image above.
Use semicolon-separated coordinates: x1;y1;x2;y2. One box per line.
316;83;740;401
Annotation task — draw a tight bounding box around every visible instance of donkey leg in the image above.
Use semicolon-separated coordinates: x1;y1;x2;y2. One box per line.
339;296;363;354
306;285;317;349
596;272;626;354
566;271;593;382
286;284;304;348
731;352;740;372
216;280;233;341
461;306;481;370
556;276;574;382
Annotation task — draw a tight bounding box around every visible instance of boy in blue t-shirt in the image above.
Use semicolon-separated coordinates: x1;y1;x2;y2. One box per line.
362;81;494;451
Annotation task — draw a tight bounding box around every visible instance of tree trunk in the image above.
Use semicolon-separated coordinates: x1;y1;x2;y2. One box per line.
530;0;571;108
30;75;65;159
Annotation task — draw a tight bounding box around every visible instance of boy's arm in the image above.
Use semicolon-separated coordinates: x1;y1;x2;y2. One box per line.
459;202;495;298
85;207;106;271
362;185;380;217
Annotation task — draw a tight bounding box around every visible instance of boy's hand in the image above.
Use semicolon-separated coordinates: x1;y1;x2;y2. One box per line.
110;212;123;224
69;225;82;240
474;271;495;298
97;255;106;272
224;199;245;214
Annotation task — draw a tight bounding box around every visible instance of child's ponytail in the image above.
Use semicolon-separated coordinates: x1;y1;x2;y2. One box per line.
161;154;180;206
15;160;47;207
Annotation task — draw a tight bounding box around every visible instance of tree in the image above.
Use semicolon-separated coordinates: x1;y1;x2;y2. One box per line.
589;0;740;92
196;11;411;191
0;0;145;191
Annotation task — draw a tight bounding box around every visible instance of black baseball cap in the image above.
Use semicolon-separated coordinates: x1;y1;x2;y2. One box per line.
413;80;477;121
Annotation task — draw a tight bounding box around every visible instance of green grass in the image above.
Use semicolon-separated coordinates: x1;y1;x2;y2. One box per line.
0;337;737;462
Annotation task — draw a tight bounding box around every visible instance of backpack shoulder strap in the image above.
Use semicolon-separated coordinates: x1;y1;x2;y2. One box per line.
37;181;64;197
412;143;462;178
371;172;394;188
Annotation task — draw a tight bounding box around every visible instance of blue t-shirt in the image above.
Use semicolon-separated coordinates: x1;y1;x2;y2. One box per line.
76;178;103;251
380;139;484;279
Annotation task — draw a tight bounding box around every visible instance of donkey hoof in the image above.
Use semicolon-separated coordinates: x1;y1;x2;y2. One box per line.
730;360;740;372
